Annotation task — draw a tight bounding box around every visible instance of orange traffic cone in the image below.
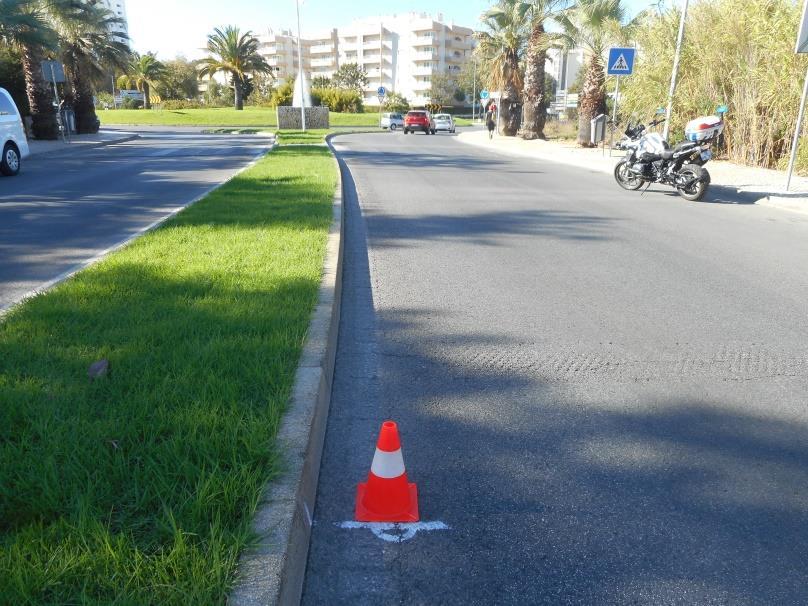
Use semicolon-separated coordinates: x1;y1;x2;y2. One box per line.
355;420;419;522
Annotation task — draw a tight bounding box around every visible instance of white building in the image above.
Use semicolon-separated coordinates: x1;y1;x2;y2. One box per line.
546;47;587;113
258;13;475;106
98;0;129;45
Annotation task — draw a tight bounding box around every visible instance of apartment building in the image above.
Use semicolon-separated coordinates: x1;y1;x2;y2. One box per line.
258;13;474;106
258;29;310;82
99;0;129;45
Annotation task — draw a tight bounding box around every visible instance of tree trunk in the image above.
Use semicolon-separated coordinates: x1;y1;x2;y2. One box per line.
577;55;607;147
21;46;58;140
498;52;522;137
520;22;548;140
71;69;100;134
234;77;243;110
143;81;151;109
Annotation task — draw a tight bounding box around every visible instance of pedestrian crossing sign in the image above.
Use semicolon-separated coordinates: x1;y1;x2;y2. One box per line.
607;47;636;75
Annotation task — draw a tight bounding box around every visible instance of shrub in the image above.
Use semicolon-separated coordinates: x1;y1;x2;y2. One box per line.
621;0;808;169
161;99;202;110
121;97;143;109
314;87;363;113
383;92;410;113
94;91;114;109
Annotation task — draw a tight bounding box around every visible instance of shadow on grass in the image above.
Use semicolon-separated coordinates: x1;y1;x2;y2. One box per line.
0;145;335;603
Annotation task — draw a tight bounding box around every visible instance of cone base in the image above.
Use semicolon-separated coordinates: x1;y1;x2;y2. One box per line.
355;482;419;522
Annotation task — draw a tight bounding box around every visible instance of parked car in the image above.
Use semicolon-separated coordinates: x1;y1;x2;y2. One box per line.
380;112;404;131
404;110;436;135
434;113;456;133
0;88;29;176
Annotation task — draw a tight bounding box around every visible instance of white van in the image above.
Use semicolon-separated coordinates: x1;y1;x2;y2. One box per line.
0;87;30;176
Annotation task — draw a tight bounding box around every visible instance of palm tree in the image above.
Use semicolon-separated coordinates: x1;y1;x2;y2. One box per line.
57;2;129;133
118;52;165;109
518;0;567;140
559;0;631;146
1;0;60;138
198;26;271;111
477;0;527;136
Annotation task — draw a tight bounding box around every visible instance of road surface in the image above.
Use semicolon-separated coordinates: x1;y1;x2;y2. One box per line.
0;129;271;311
303;131;808;605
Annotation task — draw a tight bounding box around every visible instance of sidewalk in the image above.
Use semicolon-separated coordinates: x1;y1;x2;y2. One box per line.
457;128;808;214
26;129;139;157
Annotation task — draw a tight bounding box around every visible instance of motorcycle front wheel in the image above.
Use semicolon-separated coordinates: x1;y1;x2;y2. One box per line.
614;160;644;191
677;164;710;201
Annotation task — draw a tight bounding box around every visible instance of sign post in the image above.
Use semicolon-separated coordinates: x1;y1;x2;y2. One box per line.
377;86;386;128
41;60;67;142
787;0;808;191
606;48;635;152
480;89;489;124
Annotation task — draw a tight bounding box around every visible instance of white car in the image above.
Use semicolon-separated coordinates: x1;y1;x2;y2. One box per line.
434;113;456;133
0;87;29;176
380;112;404;131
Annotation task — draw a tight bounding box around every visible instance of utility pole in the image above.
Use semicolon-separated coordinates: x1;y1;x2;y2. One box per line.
663;0;689;141
472;58;476;122
295;0;306;131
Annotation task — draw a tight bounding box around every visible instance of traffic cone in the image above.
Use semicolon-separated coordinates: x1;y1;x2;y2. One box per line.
355;420;419;522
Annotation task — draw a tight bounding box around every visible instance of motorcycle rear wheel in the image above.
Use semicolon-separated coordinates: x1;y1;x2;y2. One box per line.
614;160;644;191
677;163;710;201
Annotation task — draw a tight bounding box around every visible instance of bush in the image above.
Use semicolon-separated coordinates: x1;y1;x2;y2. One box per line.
161;99;202;110
270;79;294;107
121;97;143;110
383;92;410;113
621;0;808;169
313;88;363;113
95;91;114;109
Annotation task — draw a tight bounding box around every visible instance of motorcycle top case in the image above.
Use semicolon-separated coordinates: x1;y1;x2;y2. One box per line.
684;115;724;142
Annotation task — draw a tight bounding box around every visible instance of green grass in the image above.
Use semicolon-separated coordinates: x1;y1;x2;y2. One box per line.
99;107;474;128
99;107;379;127
0;145;336;603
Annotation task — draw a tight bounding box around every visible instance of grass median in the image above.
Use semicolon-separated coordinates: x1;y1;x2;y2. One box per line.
99;107;472;128
0;144;337;603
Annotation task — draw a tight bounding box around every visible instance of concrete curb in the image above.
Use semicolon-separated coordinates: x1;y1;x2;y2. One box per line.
27;133;140;157
227;134;346;606
0;142;274;318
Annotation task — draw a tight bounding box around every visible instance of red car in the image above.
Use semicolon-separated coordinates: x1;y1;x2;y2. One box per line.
404;110;436;135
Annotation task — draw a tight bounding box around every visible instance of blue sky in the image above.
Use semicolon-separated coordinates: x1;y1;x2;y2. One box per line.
127;0;659;59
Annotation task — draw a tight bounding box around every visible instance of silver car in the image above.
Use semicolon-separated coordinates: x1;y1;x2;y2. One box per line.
434;113;456;134
380;112;404;131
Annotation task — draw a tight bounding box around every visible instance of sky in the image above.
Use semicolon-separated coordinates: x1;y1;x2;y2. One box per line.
126;0;658;60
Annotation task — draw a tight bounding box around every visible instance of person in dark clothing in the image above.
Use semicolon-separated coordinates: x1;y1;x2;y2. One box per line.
485;107;496;139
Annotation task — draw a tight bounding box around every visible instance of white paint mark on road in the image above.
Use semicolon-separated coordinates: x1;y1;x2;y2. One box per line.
337;520;450;543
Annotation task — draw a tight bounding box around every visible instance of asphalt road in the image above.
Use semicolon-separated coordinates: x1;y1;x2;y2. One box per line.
303;131;808;605
0;129;272;311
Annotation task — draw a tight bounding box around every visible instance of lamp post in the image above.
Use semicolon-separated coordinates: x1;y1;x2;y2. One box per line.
472;58;477;122
663;0;689;141
295;0;306;131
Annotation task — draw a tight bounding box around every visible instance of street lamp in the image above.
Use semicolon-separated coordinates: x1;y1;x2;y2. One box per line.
295;0;306;131
663;0;690;141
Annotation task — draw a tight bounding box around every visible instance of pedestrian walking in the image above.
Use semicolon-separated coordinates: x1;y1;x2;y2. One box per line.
485;107;496;140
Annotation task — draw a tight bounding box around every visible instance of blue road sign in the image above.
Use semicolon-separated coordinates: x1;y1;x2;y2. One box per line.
377;86;386;97
480;89;489;100
607;47;636;76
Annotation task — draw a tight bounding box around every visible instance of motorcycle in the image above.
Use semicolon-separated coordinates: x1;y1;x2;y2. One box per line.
614;115;724;202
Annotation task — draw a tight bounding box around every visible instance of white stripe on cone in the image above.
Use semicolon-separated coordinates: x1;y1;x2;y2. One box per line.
369;448;406;479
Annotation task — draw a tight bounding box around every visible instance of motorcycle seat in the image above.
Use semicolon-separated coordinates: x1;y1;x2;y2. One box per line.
660;150;675;160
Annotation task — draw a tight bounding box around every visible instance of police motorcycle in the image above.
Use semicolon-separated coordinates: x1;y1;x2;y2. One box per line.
613;114;724;201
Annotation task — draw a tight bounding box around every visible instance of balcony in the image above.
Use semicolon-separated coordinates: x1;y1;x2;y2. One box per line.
310;44;334;54
413;51;438;61
412;36;437;47
412;66;434;76
311;57;335;68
